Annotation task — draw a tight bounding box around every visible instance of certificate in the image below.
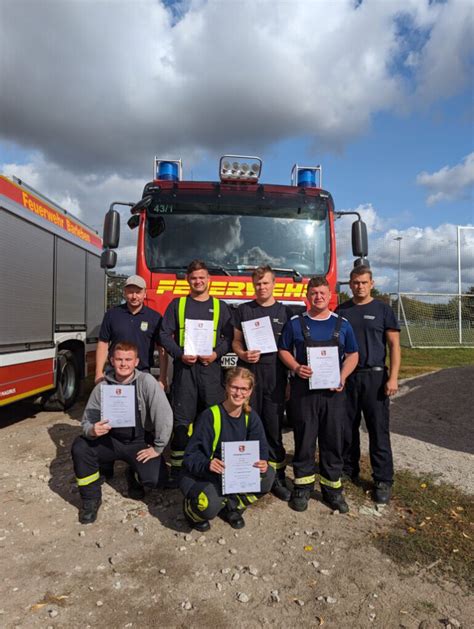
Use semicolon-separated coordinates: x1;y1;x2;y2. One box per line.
100;384;135;427
184;318;214;356
241;316;277;354
222;440;261;495
307;346;341;390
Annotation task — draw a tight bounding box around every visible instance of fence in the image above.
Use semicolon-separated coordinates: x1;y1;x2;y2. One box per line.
390;292;474;348
107;273;127;309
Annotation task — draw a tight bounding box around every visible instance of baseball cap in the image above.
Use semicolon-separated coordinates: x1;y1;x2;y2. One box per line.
124;275;146;289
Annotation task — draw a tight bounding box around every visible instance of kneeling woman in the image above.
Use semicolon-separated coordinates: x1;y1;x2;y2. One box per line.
180;367;275;532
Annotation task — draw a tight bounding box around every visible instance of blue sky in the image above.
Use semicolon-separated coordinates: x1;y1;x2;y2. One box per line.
1;0;473;293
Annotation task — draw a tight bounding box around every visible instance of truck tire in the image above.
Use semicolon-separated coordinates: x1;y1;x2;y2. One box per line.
42;349;80;411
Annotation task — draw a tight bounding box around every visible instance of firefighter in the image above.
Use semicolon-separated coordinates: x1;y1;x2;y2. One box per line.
232;265;291;501
71;342;173;524
95;274;168;386
278;276;359;513
94;274;168;481
335;265;401;504
180;367;275;531
159;260;233;486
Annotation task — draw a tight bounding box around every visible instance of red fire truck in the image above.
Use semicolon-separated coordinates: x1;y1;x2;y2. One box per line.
101;155;368;365
0;175;106;408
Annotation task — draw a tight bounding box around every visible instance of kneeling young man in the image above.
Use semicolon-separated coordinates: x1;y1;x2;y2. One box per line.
71;342;173;524
180;367;275;532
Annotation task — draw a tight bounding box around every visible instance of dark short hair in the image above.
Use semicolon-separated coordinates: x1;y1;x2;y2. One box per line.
186;259;209;275
350;265;373;280
112;342;138;356
307;275;329;292
252;265;275;282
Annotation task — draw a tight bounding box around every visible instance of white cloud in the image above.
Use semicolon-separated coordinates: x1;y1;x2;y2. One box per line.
336;210;474;293
416;153;474;206
0;0;471;176
411;0;474;104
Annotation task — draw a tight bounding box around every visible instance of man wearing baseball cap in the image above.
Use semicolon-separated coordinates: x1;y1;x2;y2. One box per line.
95;275;167;384
94;274;168;492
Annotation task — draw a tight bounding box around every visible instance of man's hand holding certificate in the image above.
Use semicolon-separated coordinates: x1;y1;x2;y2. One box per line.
100;384;135;428
306;346;341;390
241;316;277;354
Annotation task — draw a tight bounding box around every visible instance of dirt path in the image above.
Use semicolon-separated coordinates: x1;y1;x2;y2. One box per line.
0;368;472;628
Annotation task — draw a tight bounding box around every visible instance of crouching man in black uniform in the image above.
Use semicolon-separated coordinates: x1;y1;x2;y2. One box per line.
180;367;274;532
278;276;359;513
71;342;173;524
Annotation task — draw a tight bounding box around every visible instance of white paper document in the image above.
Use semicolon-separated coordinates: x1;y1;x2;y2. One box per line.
307;346;341;390
184;318;214;356
222;440;261;495
100;384;135;427
241;316;277;354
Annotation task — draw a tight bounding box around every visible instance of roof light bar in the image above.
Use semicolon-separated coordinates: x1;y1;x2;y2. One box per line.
154;158;182;182
291;164;322;188
219;155;262;182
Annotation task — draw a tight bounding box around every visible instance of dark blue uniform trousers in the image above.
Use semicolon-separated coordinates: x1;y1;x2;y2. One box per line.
344;370;394;483
72;433;167;500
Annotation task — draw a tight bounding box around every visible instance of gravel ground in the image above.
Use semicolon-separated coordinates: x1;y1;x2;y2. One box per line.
0;367;472;628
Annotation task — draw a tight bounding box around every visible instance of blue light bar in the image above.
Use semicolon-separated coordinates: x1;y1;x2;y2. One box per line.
291;164;322;188
156;161;179;181
297;169;317;188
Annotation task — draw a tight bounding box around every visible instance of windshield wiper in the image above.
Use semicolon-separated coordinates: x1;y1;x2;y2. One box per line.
229;265;303;281
150;264;231;276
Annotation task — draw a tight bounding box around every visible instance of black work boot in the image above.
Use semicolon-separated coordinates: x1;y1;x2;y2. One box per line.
374;481;392;504
272;475;292;502
78;499;102;524
322;491;349;514
289;486;311;512
183;509;211;532
222;507;245;529
126;468;145;500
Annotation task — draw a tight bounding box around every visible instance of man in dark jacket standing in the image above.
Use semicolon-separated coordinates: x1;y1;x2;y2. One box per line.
336;266;401;504
233;265;290;501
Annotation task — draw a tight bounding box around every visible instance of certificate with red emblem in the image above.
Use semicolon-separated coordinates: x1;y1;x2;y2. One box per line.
100;384;135;427
241;316;277;354
221;440;261;495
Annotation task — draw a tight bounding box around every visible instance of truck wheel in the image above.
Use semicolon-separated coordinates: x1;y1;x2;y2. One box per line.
42;349;80;411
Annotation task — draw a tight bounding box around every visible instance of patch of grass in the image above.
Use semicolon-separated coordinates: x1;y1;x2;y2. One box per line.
373;469;474;590
399;347;474;379
414;600;437;614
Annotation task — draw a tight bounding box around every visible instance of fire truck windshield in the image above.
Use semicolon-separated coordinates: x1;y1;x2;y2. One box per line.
144;188;331;277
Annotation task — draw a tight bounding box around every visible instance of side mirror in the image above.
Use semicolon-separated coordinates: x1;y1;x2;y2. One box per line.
354;257;370;268
100;249;117;269
103;210;121;249
127;215;140;230
352;220;368;258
